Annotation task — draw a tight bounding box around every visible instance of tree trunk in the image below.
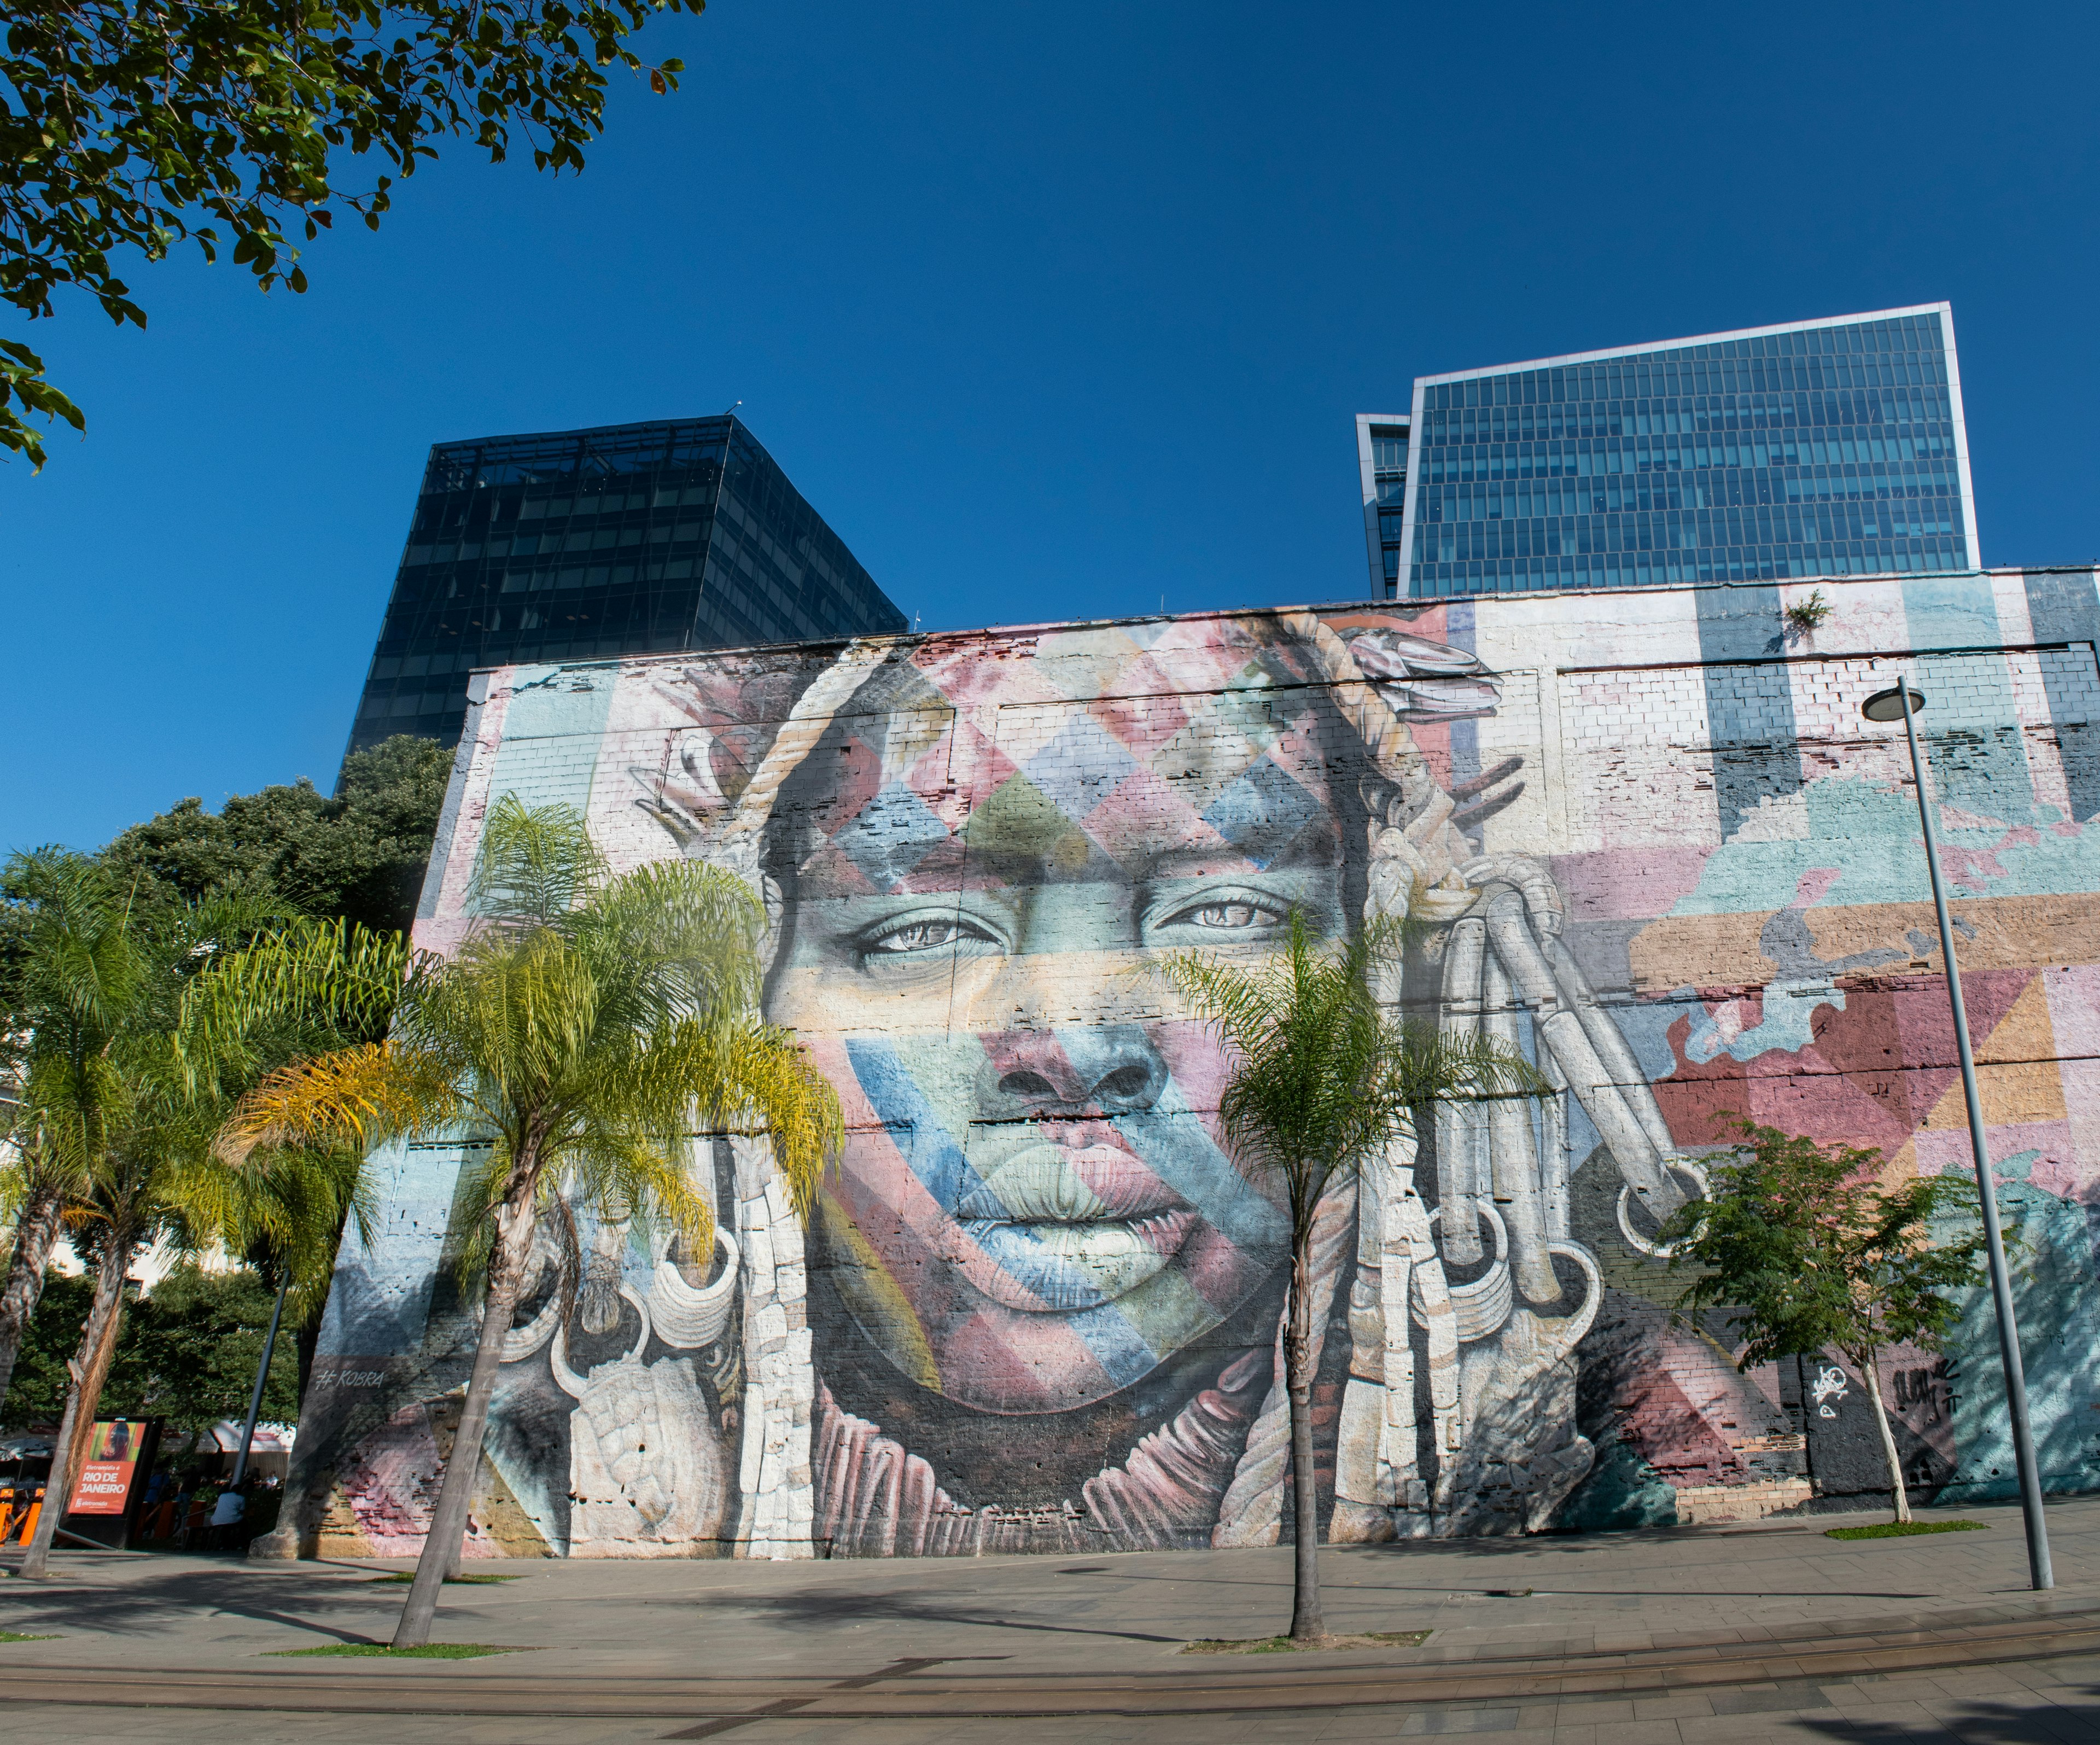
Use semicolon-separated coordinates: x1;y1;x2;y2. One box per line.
18;1235;133;1579
1858;1349;1912;1525
391;1164;538;1648
1286;1232;1325;1643
0;1181;66;1413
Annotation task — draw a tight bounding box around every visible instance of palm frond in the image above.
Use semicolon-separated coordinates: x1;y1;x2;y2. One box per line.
220;1141;377;1323
572;858;766;1023
469;793;607;928
7;849;144;1042
218;1042;458;1163
180;916;411;1063
1164;909;1546;1223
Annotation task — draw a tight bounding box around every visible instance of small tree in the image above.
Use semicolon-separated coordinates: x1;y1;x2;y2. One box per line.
1158;913;1545;1643
1661;1120;1990;1524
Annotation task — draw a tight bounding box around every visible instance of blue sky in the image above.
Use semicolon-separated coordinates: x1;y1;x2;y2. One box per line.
3;1;2095;856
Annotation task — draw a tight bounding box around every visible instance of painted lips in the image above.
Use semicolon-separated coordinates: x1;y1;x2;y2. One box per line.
952;1135;1195;1312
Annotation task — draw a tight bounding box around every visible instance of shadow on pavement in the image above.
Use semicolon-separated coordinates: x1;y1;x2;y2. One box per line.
0;1562;399;1647
1793;1683;2100;1741
674;1580;1187;1645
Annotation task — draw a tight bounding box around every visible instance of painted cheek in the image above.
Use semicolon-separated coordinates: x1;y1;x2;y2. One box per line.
1148;1019;1246;1171
1177;1222;1271;1316
803;1036;884;1124
828;1136;952;1324
773;959;955;1033
1149;1019;1230;1105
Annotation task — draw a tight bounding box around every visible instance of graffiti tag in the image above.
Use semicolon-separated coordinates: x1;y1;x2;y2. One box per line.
1811;1364;1851;1419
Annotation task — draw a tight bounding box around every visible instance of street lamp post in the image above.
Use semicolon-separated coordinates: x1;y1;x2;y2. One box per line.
230;1273;289;1490
1862;678;2052;1590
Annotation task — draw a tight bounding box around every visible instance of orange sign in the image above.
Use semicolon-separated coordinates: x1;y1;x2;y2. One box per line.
67;1420;144;1516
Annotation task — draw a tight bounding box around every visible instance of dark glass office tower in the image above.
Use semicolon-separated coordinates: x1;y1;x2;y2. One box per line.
1357;304;1980;600
346;416;906;753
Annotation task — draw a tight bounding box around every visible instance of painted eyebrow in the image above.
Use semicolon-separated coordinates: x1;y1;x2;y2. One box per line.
1141;837;1340;881
1140;851;1264;880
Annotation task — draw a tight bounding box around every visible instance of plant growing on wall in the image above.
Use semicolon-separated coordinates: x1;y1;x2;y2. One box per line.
1784;589;1833;638
215;795;841;1648
1660;1120;1991;1524
1158;913;1545;1643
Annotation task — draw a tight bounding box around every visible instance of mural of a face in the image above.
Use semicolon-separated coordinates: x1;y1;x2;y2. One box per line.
761;630;1341;1412
283;574;2100;1567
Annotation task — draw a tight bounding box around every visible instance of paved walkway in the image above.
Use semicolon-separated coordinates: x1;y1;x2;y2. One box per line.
3;1496;2098;1742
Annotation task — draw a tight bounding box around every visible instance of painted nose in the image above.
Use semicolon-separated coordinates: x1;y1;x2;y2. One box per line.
978;1025;1168;1116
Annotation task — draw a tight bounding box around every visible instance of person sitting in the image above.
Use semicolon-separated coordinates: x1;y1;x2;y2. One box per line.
207;1482;247;1552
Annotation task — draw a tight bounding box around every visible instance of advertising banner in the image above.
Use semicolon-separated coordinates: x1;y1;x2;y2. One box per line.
67;1419;147;1516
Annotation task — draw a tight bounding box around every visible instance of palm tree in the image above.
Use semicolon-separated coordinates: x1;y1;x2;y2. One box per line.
10;870;375;1579
0;1124;79;1422
1158;913;1546;1643
217;796;841;1648
0;850;138;1415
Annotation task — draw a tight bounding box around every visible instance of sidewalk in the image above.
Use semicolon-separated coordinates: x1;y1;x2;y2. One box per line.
2;1495;2097;1742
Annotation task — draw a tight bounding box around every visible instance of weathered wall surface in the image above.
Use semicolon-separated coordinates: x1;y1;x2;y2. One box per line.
280;568;2100;1559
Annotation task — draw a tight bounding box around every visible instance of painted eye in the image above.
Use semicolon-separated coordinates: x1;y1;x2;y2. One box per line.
865;918;996;955
1171;901;1279;931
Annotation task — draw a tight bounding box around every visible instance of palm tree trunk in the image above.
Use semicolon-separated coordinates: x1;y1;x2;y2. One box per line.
0;1181;66;1413
1858;1349;1912;1524
392;1177;536;1648
18;1235;133;1579
1286;1233;1325;1643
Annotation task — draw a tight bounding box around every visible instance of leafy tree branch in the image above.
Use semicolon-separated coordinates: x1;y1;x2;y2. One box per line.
0;0;704;465
1661;1119;1994;1524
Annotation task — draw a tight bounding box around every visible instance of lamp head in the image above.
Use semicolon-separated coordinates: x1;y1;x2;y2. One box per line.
1862;685;1928;723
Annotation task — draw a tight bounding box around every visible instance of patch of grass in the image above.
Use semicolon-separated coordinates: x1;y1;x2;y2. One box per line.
1824;1519;1990;1540
1182;1629;1432;1655
1182;1636;1296;1655
365;1572;522;1584
267;1642;523;1659
0;1631;57;1643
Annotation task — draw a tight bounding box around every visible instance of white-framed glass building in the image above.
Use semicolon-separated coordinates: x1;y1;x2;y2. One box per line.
1359;303;1980;600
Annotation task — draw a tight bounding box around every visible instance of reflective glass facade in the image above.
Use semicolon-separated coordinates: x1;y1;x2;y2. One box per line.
347;417;905;754
1357;305;1979;600
1354;415;1410;597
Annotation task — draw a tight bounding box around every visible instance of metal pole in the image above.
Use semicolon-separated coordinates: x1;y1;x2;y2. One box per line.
231;1274;289;1489
1895;679;2053;1590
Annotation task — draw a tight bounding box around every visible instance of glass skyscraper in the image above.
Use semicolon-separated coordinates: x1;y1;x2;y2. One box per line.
1358;303;1980;600
346;415;906;754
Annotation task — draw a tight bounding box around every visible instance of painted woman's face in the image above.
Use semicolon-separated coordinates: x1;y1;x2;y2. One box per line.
765;627;1349;1413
